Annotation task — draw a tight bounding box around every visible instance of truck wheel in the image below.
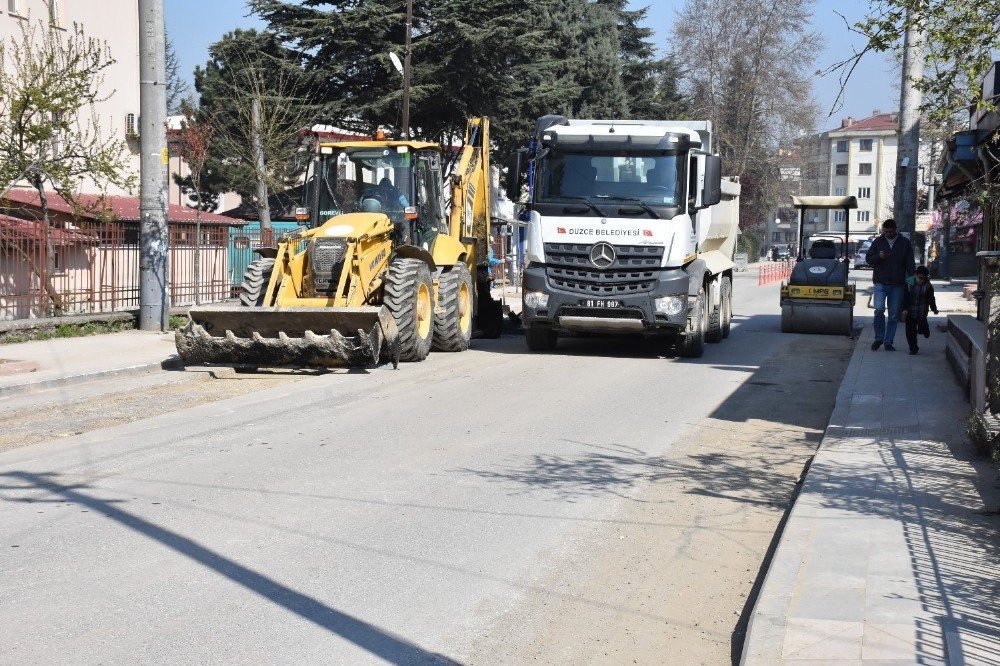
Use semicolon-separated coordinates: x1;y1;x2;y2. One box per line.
433;263;473;352
677;293;707;358
239;258;275;307
706;278;724;343
384;258;434;362
721;276;733;339
525;324;558;352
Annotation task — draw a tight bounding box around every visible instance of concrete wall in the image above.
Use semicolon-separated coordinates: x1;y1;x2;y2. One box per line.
0;1;140;196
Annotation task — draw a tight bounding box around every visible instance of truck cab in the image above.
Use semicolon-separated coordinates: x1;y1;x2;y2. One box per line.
507;116;741;357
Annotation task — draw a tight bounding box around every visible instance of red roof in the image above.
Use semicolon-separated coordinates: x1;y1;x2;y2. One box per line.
829;113;899;134
0;213;99;245
2;189;243;226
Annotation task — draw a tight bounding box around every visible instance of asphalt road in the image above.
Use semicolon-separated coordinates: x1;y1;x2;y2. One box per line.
0;271;856;665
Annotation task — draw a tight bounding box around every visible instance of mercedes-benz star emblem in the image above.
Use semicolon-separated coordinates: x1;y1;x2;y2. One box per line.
590;242;616;269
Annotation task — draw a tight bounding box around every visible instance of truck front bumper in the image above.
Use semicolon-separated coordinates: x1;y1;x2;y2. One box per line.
521;265;691;334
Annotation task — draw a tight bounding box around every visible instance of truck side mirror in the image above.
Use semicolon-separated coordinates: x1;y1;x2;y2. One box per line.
506;149;525;203
702;155;722;207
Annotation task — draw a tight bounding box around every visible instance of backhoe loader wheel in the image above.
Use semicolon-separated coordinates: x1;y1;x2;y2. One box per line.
384;258;434;362
721;277;733;338
433;264;473;352
239;258;275;307
676;292;707;359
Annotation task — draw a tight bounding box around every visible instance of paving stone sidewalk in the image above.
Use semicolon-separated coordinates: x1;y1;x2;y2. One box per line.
741;321;1000;664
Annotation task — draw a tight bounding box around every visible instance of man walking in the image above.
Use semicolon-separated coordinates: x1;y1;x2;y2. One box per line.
865;218;915;351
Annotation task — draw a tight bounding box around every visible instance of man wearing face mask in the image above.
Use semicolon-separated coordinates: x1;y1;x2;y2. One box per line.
865;218;915;351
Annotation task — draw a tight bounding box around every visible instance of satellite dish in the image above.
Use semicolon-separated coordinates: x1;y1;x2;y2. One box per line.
389;52;404;75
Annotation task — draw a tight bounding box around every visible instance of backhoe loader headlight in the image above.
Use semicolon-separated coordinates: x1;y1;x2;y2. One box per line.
654;295;685;316
524;291;549;309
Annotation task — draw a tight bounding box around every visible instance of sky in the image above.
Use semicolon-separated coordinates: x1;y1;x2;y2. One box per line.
165;0;897;132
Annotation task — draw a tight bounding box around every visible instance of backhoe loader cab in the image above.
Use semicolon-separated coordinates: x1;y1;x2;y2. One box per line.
175;117;501;369
303;141;449;249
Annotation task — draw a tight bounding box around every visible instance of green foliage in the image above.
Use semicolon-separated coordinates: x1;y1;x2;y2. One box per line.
0;318;136;345
246;0;676;160
853;0;1000;123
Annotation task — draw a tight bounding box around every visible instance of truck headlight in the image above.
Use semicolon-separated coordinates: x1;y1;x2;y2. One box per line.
524;291;549;309
654;295;685;315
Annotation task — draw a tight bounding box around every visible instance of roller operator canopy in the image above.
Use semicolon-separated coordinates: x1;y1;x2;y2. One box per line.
790;195;858;210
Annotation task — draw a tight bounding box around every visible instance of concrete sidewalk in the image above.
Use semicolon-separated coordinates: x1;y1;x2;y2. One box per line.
741;322;1000;664
0;331;180;395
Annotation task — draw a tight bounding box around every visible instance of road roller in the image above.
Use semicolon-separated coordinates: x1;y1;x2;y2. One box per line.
780;196;858;336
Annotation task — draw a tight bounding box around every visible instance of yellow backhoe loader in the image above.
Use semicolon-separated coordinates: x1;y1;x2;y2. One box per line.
175;117;502;368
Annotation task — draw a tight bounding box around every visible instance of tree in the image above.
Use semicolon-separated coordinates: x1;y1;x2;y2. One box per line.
172;102;218;305
165;36;192;114
674;0;822;242
828;0;1000;124
0;20;135;315
194;29;316;229
249;0;637;162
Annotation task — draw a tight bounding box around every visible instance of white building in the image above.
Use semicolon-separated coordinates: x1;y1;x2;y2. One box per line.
801;112;903;235
1;0;140;196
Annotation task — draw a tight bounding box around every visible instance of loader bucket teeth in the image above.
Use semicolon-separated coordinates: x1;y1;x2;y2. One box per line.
174;306;399;369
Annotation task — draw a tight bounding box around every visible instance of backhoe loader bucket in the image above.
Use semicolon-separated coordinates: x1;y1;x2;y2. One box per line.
175;306;400;368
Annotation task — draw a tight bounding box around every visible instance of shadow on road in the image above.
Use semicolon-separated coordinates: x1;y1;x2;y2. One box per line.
0;471;458;665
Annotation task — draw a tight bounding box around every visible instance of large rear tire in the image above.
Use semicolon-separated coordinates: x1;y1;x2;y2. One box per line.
525;324;558;352
677;292;707;358
384;258;434;362
433;263;473;352
721;276;733;339
239;258;275;307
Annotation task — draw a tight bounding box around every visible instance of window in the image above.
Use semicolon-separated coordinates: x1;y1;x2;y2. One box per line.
835;187;847;196
835;164;848;176
7;0;18;13
859;139;873;151
52;249;64;273
48;0;64;26
858;163;873;176
858;187;871;199
836;140;849;153
857;211;871;223
833;211;847;223
772;232;782;242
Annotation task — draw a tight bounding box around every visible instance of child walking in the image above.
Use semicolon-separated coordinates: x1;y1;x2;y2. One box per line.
901;266;939;355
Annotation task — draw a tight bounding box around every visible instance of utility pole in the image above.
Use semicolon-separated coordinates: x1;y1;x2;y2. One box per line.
401;0;413;139
892;17;925;237
252;98;272;232
138;0;169;331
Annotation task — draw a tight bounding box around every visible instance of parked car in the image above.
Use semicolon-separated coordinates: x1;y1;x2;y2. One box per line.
853;240;873;269
774;246;792;261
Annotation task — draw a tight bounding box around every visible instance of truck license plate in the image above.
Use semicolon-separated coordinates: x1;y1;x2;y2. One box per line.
581;299;623;308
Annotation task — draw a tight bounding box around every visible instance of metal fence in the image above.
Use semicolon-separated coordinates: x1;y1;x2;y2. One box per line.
0;221;283;321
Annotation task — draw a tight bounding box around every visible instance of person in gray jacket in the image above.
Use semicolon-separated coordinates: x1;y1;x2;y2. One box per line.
865;218;915;351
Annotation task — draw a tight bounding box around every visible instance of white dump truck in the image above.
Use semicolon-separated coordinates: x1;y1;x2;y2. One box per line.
507;116;741;357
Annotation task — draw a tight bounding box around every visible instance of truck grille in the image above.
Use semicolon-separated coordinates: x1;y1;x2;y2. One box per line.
544;243;663;296
309;238;348;295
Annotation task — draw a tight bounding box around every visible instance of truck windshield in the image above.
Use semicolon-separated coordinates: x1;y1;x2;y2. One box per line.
536;149;685;214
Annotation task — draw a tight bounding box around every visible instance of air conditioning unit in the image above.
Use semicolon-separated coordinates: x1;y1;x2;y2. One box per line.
125;112;139;140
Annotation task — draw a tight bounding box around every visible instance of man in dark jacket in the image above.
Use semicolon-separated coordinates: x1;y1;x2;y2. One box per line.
865;218;915;351
901;266;939;355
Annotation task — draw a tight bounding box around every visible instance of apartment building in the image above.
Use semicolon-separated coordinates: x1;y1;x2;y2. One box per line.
800;112;903;235
1;0;140;196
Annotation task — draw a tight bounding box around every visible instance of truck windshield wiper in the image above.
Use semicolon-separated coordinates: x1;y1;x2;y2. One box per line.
556;195;604;216
593;195;660;219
